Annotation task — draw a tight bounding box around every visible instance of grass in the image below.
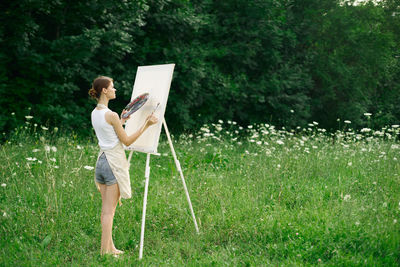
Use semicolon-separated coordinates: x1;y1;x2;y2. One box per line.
1;121;400;265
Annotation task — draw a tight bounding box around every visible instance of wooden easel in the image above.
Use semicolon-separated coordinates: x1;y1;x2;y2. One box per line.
127;118;199;259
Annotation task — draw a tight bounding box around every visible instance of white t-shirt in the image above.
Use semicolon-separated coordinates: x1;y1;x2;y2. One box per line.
91;108;119;150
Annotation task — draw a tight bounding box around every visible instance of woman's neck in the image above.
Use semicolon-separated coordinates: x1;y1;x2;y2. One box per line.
97;97;109;108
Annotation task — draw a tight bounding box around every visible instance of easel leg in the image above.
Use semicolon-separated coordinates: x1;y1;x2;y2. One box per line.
127;150;133;165
139;153;151;260
163;119;200;233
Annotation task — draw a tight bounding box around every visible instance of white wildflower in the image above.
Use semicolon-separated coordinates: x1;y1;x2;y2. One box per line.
344;194;351;201
218;120;223;124
355;221;360;226
44;145;51;152
394;219;397;224
41;126;48;131
1;183;6;187
50;158;56;162
25;115;33;120
32;149;40;153
248;125;253;129
348;162;352;166
361;128;371;133
364;113;372;116
344;120;351;124
51;146;57;152
290;109;294;113
256;141;262;145
313;121;319;125
84;166;94;170
54;166;59;169
26;157;37;161
392;125;399;128
77;145;82;150
200;127;210;133
276;140;284;145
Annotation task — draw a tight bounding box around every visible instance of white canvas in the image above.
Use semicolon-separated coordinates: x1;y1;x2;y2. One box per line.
124;63;175;154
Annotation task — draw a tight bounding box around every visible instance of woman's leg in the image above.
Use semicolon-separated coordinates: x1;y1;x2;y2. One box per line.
98;183;120;255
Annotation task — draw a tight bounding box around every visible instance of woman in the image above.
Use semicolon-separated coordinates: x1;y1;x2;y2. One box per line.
88;76;158;256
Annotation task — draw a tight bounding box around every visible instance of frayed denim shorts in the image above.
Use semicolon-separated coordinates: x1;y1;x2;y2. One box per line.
95;152;118;186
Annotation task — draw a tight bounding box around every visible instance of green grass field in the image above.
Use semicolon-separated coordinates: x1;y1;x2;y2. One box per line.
1;121;400;265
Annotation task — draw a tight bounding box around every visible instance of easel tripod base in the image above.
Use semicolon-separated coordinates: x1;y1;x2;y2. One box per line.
127;118;199;260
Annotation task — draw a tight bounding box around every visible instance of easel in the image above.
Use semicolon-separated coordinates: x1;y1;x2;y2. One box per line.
127;118;199;260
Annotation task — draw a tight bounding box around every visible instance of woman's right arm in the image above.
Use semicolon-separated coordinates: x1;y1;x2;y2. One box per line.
107;112;158;147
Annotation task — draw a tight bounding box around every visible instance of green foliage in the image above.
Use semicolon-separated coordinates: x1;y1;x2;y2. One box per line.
0;0;399;137
287;0;400;130
0;0;149;135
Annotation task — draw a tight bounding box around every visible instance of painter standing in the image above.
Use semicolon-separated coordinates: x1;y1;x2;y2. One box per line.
88;76;158;256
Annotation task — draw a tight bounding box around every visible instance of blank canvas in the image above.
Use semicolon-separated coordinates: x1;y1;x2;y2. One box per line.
124;64;175;154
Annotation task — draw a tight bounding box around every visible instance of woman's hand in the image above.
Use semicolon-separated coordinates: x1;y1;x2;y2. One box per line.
146;115;158;126
120;109;129;125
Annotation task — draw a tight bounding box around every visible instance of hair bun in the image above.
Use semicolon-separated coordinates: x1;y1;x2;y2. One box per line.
88;87;97;99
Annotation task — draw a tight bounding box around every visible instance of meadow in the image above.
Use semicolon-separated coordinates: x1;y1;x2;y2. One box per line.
1;118;400;266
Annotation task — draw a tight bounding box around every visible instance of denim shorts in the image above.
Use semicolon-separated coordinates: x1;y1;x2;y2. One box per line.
95;152;118;185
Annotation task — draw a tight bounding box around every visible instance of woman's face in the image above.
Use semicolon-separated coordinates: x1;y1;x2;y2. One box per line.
104;81;116;100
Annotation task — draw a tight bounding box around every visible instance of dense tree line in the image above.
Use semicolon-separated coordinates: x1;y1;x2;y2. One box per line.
0;0;399;136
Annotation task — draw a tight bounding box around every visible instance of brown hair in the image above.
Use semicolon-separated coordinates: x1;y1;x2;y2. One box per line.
88;76;113;100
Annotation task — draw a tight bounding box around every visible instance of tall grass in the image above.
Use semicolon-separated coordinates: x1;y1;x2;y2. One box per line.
1;119;399;265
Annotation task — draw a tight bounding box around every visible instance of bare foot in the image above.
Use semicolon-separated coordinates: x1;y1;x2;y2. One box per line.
101;250;123;258
113;249;124;255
